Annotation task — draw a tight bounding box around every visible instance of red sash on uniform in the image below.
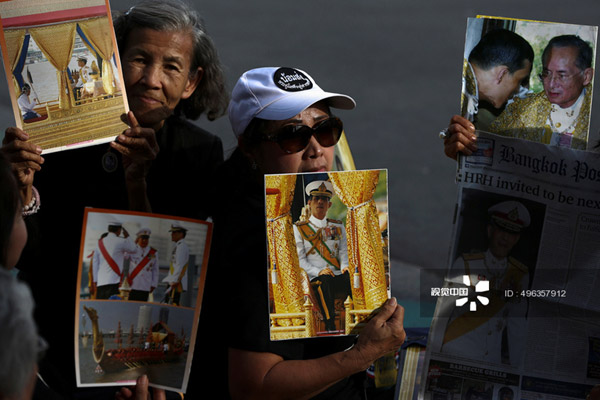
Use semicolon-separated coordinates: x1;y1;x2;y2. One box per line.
128;248;157;286
98;238;122;280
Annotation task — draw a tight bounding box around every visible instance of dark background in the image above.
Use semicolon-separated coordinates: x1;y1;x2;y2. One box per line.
1;0;598;317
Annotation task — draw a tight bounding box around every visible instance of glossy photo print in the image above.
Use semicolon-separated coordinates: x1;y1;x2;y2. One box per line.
0;0;128;153
75;208;212;392
265;169;390;340
461;16;597;149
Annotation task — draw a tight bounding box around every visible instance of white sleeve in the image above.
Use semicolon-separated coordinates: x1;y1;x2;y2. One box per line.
17;95;35;113
120;236;138;254
92;246;100;284
173;244;189;282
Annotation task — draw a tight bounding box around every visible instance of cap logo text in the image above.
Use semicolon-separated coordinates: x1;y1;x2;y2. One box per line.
274;67;313;92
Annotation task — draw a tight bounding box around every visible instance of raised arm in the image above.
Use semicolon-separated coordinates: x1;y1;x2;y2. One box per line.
229;297;405;400
443;115;477;160
110;111;159;212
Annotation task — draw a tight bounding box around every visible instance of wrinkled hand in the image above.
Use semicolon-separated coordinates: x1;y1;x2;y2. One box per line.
353;297;405;368
111;111;159;182
318;267;335;277
1;127;44;202
115;375;166;400
1;127;44;186
443;115;477;160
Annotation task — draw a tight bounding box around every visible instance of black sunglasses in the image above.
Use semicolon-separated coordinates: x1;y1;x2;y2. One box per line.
262;116;343;154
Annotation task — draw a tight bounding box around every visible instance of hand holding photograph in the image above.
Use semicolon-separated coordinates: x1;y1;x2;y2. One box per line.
0;0;129;153
265;169;390;339
75;208;212;393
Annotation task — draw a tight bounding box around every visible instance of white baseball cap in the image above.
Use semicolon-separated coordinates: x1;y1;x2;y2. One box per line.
228;67;356;137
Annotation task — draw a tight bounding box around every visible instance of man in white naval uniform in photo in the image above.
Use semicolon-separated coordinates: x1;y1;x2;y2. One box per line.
442;200;531;366
17;84;41;121
92;222;137;299
163;223;190;306
293;180;350;332
74;56;92;100
127;227;159;302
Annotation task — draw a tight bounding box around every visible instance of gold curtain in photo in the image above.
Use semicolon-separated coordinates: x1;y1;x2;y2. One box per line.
78;17;115;95
4;29;26;97
265;174;304;326
29;23;76;109
329;170;387;310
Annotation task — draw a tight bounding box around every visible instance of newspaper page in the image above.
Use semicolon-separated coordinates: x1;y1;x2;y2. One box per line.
0;0;128;153
460;16;596;149
264;169;390;339
422;131;600;399
75;208;211;393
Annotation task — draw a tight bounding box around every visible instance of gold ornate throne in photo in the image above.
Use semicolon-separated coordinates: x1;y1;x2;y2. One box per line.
329;170;388;334
266;170;389;339
266;174;320;340
1;2;128;150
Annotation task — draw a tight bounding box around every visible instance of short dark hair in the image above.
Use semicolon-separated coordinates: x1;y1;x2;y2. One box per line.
173;229;187;238
469;29;534;73
0;153;21;267
108;225;121;234
113;0;229;121
542;34;593;71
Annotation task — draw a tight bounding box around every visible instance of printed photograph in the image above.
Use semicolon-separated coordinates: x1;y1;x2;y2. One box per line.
265;169;390;339
461;16;597;149
0;0;128;153
440;189;546;367
75;208;212;391
76;300;195;391
78;208;211;308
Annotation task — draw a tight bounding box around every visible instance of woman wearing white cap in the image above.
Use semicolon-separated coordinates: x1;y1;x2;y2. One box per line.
195;67;405;399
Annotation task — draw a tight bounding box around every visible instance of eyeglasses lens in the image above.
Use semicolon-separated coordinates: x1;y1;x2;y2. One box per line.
277;118;343;154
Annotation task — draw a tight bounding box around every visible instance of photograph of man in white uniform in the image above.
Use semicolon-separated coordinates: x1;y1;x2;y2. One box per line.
293;180;351;332
127;227;159;302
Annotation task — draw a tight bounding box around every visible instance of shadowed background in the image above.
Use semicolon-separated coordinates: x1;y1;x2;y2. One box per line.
1;0;598;324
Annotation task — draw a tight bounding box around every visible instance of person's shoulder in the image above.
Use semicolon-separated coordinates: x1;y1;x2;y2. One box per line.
167;116;222;144
462;252;485;261
507;91;547;111
508;256;528;272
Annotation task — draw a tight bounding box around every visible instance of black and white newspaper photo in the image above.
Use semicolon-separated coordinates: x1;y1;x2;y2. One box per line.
423;131;600;399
